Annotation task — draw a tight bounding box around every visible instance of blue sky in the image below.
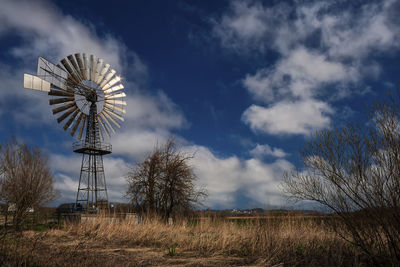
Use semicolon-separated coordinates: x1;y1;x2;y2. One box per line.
0;0;399;209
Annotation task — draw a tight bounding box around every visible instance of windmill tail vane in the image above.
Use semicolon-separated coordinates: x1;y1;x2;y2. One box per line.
23;53;126;212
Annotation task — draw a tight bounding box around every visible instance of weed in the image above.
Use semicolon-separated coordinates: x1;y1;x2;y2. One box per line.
32;224;49;232
168;246;176;256
296;244;305;255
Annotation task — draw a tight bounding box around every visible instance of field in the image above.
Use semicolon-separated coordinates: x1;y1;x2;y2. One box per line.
0;213;371;266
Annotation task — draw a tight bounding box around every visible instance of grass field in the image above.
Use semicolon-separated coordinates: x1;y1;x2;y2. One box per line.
0;214;372;266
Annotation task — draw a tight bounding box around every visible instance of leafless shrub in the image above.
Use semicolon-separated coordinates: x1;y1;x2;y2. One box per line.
0;138;57;230
282;101;400;265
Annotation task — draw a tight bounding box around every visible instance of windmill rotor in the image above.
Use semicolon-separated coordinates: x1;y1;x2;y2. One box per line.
23;53;126;211
24;53;126;140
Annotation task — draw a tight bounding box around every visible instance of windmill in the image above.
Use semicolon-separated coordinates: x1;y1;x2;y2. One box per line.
23;53;126;211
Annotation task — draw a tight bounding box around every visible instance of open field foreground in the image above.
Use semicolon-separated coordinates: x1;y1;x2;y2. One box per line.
0;216;372;266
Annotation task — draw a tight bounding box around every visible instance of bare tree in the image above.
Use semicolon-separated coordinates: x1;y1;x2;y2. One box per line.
282;101;400;265
126;139;206;219
0;138;57;230
126;147;163;213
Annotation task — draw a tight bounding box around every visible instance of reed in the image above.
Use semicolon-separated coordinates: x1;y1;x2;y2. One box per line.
0;214;370;266
63;214;364;266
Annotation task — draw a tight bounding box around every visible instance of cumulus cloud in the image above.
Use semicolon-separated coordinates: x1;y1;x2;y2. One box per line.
317;2;399;59
109;89;187;160
112;129;170;160
0;0;125;71
211;0;271;53
242;99;334;135
241;47;345;135
213;0;400;136
243;47;357;103
211;0;293;54
123;91;187;131
213;0;400;58
53;174;79;202
249;144;288;158
184;145;293;208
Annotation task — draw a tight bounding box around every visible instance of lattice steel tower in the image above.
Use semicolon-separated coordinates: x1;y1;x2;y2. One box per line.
73;94;111;210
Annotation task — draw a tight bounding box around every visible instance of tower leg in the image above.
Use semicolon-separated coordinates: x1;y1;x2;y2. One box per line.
76;153;108;211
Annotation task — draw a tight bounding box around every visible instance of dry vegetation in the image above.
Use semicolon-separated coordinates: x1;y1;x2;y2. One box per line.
0;214;371;266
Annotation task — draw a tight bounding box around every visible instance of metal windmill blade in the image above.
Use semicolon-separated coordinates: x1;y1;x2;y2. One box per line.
97;114;111;139
70;112;85;137
23;53;127;212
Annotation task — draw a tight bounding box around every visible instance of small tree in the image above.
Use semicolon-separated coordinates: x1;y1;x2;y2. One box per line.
282;101;400;265
127;148;163;214
126;139;206;219
0;138;57;230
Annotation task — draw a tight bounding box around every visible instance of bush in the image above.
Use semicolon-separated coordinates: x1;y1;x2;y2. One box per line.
283;101;400;265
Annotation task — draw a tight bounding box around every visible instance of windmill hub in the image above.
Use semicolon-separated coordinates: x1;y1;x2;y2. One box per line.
23;53;127;212
79;80;99;100
87;90;97;103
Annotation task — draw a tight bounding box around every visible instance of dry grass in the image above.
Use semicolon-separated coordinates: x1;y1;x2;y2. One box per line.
0;215;370;266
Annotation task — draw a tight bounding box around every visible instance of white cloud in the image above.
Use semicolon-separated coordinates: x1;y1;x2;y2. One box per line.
318;3;399;59
110;90;187;160
213;0;400;136
249;144;288;158
54;174;79;202
243;47;357;103
212;0;294;53
184;145;293;208
211;0;269;52
123;91;187;131
112;129;170;160
50;154;82;176
219;1;267;39
242;99;334;135
241;47;356;135
0;0;125;71
214;0;400;59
